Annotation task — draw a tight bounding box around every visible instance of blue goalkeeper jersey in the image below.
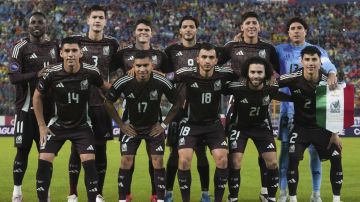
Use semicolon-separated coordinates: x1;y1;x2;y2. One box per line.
276;42;337;114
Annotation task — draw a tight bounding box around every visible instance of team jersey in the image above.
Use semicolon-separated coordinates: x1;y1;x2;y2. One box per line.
113;44;170;73
72;34;119;106
173;66;237;124
225;80;280;129
37;63;104;129
278;69;328;127
220;39;280;76
106;73;175;127
8;38;60;112
276;42;337;114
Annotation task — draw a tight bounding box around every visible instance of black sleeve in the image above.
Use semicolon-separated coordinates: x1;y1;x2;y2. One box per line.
217;43;231;65
109;40;120;73
270;45;280;74
159;51;171;73
37;72;52;95
111;50;125;73
164;46;175;72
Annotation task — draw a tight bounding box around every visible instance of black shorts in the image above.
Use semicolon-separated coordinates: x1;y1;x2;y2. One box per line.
40;125;95;155
228;125;276;154
166;111;187;147
13;110;47;150
288;125;340;160
120;127;165;156
178;121;227;151
89;106;113;143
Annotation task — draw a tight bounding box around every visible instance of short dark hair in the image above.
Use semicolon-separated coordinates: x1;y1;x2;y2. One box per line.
60;37;81;49
301;46;321;59
30;11;47;20
179;15;199;28
199;42;218;55
87;5;106;17
134;50;152;60
286;17;308;31
241;57;273;80
134;19;152;30
240;12;259;25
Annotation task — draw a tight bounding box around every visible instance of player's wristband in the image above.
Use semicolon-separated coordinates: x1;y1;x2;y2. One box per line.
160;122;168;129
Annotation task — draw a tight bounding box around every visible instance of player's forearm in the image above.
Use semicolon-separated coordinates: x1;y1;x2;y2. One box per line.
9;72;37;84
104;99;124;127
32;91;46;128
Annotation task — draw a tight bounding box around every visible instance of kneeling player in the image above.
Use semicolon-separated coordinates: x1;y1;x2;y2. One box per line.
33;37;109;202
104;51;178;202
225;57;289;202
278;46;342;202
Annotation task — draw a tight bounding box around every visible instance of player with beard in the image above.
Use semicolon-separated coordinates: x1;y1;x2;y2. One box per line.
113;19;169;202
220;12;279;201
278;46;342;202
33;37;109;202
224;57;290;202
174;43;237;202
163;16;210;202
67;5;119;202
276;17;337;202
104;51;178;202
8;12;60;202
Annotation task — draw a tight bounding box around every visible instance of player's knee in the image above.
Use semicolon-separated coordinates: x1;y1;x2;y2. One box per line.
121;155;134;169
231;155;242;169
215;154;228;169
39;153;55;162
178;156;191;170
80;153;95;162
151;155;164;169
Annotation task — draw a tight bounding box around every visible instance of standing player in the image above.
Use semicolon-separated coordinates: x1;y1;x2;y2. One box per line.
163;16;210;202
276;17;338;202
113;19;169;202
278;46;343;202
67;5;119;201
33;37;109;202
174;43;237;202
8;12;59;202
225;57;290;202
104;51;178;202
221;11;279;201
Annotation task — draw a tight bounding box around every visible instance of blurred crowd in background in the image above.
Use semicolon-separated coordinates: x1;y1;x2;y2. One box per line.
0;0;358;116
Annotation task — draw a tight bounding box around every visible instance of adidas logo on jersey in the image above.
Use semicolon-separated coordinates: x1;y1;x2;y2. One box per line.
221;141;227;146
190;82;199;88
127;93;135;99
56;82;64;88
82;46;88;52
30;53;38;59
236;50;244;56
156;146;163;152
86;145;94;151
240;98;248;103
267;143;275;149
176;51;183;56
332;150;340;156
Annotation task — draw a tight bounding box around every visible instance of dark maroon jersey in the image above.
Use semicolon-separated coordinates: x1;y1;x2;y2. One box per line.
173;66;237;124
106;73;175;127
72;34;119;106
8;38;60;112
220;39;279;76
113;44;169;73
225;80;279;129
37;63;104;129
278;69;328;127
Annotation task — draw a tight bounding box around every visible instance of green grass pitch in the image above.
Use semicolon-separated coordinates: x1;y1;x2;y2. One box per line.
0;137;359;202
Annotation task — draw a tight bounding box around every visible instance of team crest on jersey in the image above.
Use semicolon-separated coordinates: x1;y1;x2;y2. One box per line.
214;80;221;91
262;95;270;105
150;90;158;100
152;55;158;65
80;79;88;90
258;49;266;58
50;48;56;59
103;46;110;56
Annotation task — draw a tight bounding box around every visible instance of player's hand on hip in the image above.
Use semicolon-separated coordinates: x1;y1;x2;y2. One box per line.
327;73;338;90
328;133;342;151
150;122;165;137
121;123;137;136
